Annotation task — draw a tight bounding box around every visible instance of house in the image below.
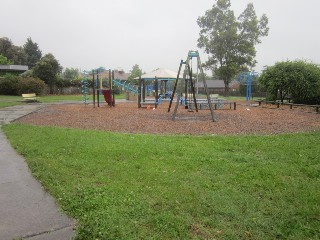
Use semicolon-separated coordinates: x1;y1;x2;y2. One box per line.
229;80;240;92
0;65;28;75
195;80;225;94
113;70;129;80
93;69;129;81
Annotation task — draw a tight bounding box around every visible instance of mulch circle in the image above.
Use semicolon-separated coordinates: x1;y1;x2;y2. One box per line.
15;101;320;135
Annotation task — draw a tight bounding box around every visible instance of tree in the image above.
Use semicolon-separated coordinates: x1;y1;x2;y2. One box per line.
0;37;13;59
197;0;269;94
23;37;42;68
0;54;13;64
0;37;27;65
128;64;143;85
62;67;80;81
259;60;320;104
33;53;62;93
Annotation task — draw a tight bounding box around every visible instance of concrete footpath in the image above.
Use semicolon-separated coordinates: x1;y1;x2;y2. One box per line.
0;104;75;240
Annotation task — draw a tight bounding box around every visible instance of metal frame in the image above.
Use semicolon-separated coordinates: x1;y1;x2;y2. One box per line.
168;50;216;122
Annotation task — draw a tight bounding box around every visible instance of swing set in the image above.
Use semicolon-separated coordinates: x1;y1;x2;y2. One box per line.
168;50;216;122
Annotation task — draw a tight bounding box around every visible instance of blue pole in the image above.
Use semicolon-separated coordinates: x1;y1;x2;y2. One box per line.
246;72;253;101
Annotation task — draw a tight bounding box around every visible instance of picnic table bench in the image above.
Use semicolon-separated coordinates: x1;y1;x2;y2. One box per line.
22;93;40;102
187;99;236;110
254;100;319;113
139;100;157;108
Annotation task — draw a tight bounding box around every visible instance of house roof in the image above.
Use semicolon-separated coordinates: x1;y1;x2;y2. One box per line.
90;70;129;81
0;65;28;72
113;70;129;80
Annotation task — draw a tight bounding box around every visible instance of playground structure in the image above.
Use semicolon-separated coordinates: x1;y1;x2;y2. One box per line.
137;68;177;109
237;71;259;102
113;79;138;94
81;77;89;105
168;50;216;122
92;69;115;107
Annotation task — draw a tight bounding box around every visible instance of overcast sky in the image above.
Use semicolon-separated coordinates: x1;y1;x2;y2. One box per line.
1;0;320;74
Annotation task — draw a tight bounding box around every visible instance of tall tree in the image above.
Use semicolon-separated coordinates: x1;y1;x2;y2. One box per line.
0;54;13;64
0;37;27;65
62;67;80;81
23;37;42;68
0;37;13;58
197;0;269;94
33;53;62;93
128;64;143;85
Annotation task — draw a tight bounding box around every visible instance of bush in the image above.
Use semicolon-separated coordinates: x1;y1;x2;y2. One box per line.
0;74;19;95
17;77;46;95
259;60;320;104
0;74;46;95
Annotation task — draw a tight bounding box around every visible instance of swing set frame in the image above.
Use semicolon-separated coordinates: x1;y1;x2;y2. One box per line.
168;50;216;122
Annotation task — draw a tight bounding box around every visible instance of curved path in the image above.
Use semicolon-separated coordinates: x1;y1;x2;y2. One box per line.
0;103;75;240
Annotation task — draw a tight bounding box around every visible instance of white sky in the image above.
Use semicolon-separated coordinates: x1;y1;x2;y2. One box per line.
1;0;319;74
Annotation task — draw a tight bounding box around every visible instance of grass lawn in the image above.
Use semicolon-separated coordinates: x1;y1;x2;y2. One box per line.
40;93;126;103
0;94;126;108
0;101;22;108
3;124;320;239
0;95;24;108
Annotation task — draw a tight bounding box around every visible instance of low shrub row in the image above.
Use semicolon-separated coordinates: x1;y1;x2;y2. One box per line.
0;74;46;95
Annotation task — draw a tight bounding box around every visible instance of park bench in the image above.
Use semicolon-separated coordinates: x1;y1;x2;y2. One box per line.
22;93;40;102
187;99;236;110
210;94;219;100
254;99;264;106
139;101;157;109
255;100;319;113
283;103;320;113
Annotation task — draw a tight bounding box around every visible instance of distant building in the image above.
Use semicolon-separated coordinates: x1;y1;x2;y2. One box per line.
113;70;129;80
195;80;225;94
229;80;240;92
0;65;28;75
85;69;129;81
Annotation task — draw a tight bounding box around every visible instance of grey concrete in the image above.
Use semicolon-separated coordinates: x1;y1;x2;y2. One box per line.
0;104;75;239
0;103;43;125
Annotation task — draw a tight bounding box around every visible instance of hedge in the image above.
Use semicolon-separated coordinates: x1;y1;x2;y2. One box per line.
0;74;47;95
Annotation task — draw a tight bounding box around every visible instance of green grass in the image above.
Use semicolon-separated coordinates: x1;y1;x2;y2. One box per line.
0;101;22;108
40;93;125;103
0;94;125;108
0;95;23;108
2;124;320;239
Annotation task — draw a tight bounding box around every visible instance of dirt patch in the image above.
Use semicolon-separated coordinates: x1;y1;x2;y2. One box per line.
15;101;320;135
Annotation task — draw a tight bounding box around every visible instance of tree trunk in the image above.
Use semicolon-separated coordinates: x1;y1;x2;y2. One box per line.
224;81;230;96
49;84;54;94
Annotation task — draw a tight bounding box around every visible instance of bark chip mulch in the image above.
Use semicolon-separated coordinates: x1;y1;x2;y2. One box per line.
15;102;320;135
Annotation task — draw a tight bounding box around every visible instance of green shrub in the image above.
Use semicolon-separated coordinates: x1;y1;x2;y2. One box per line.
259;60;320;104
17;77;46;95
0;74;19;95
0;74;46;95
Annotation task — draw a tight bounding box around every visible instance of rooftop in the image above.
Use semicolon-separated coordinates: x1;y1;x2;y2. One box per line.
0;65;28;72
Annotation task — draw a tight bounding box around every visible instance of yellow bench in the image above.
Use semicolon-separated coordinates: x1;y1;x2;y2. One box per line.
210;94;219;99
22;93;40;102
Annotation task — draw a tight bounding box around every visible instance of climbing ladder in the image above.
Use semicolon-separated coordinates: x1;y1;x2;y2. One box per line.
236;71;259;101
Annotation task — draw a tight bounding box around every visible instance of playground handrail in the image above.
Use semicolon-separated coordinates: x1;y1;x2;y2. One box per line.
113;79;138;94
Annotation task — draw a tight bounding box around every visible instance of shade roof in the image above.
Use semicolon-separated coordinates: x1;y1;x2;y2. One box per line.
136;68;183;80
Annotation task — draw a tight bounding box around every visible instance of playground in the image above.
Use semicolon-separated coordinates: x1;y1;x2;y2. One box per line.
14;101;320;135
14;49;319;135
